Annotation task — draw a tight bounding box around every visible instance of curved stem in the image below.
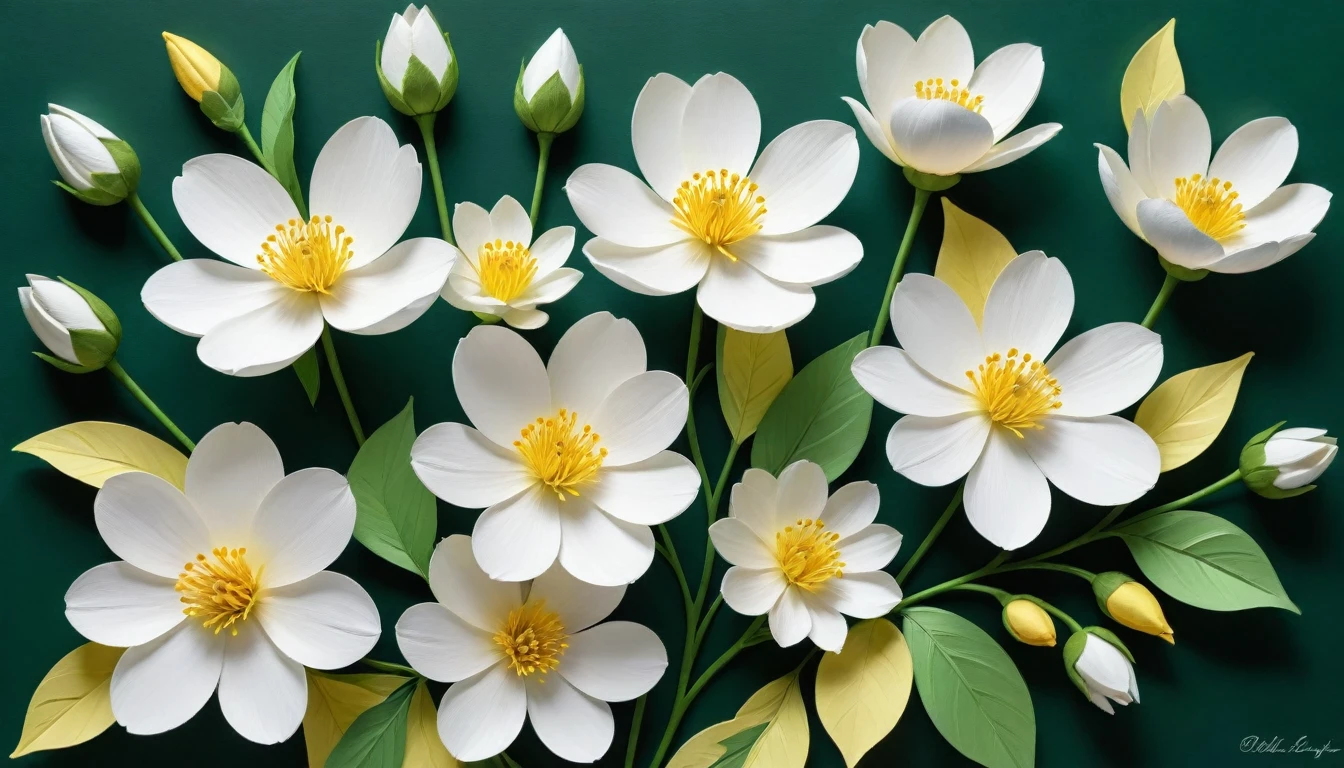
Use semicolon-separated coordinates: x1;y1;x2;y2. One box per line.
1141;274;1180;329
1124;469;1242;526
657;524;694;615
104;358;195;452
413;113;453;244
950;583;1012;602
897;551;1008;610
695;594;723;648
236;123;279;179
127;193;183;262
998;561;1096;581
870;186;932;346
897;483;963;582
529;132;555;227
624;693;647;768
1036;598;1085;634
320;325;365;446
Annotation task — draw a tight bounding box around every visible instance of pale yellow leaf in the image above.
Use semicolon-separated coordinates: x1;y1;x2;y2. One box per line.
405;680;460;768
13;421;188;490
667;670;808;768
933;199;1018;326
11;642;124;757
1120;19;1184;132
302;671;409;767
816;619;914;768
719;328;793;442
1135;352;1253;472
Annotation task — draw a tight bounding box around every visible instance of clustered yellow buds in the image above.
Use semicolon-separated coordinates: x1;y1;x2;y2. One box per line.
1002;598;1057;647
1093;572;1174;644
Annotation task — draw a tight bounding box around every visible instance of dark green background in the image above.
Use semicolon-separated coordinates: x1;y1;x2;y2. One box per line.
2;0;1340;765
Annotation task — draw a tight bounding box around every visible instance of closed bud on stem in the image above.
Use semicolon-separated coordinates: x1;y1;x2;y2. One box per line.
163;32;245;132
1063;627;1140;715
41;105;140;206
376;4;458;116
515;29;584;134
18;275;121;372
1092;572;1174;644
1241;422;1337;499
1002;598;1057;647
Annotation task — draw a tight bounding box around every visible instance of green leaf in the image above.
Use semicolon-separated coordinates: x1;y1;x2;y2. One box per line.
903;607;1035;768
1108;510;1299;613
717;326;792;443
293;347;320;406
708;722;769;768
750;332;872;482
348;399;436;578
325;679;415;768
261;51;304;213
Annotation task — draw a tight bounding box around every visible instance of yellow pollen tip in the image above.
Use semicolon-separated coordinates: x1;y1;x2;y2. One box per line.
175;546;262;635
967;349;1063;437
494;600;568;677
669;167;768;260
471;239;538;303
774;518;844;591
914;75;985;113
256;214;354;294
516;409;606;499
1173;174;1247;242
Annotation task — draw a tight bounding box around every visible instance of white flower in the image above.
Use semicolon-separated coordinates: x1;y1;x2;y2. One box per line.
1072;632;1140;714
523;29;580;103
411;312;699;586
377;4;457;116
843;16;1061;176
440;195;581;329
1263;428;1337;489
41;104;140;205
396;535;667;763
62;423;380;744
18;274;114;366
1097;95;1332;274
853;252;1162;550
141;117;455;377
709;461;903;653
565;72;862;333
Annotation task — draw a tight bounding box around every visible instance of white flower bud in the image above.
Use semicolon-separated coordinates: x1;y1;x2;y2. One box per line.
41;105;140;205
1263;428;1337;490
377;4;458;116
18;275;120;370
523;29;580;102
1066;631;1140;715
515;29;584;134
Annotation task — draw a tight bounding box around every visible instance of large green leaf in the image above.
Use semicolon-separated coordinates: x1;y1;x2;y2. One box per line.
324;679;414;768
903;607;1035;768
750;332;872;482
348;399;436;578
261;51;304;212
716;326;792;443
1108;510;1299;613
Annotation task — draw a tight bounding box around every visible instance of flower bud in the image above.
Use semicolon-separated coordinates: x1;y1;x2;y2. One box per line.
376;4;458;117
18;275;121;372
1241;422;1337;499
163;32;245;132
41;105;141;206
1002;598;1056;647
1092;572;1174;644
514;29;584;134
1063;628;1139;714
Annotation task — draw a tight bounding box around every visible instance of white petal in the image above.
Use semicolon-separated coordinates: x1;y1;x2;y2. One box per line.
502;307;549;330
186;422;283;544
530;227;577;278
1047;323;1163;417
584;237;712;296
964;430;1050;550
453;201;493;260
729;480;784;542
886;413;991;487
409;7;450;79
740;468;779;501
172;154;298;267
1088;691;1117;714
218;626;306;745
903;16;974;85
749;121;859;235
355;291;439;337
842;97;902;164
28;276;102;329
526;675;614;763
819;480;881;539
95;472;209;579
46;113;116;183
1235;183;1332;246
257;571;380;669
888;98;994;175
962;123;1061;173
412;423;534;508
768;587;811;647
111;623;223;735
697;258;815;333
802;593;849;653
1209;117;1297;210
522;29;577;101
837;524;902;573
632;73;693;201
1145;96;1210;201
489;195;533;249
852;346;977;417
1128;109;1157;197
395;602;498;682
565;164;684;247
196;291;324;377
588;451;699;525
453;324;552;448
428;535;523;632
559;622;667;701
968;44;1044;141
821;571;903;618
65;562;184;647
1077;635;1133;699
1136;199;1224;270
1025;416;1159;506
591;371;688;466
708;518;775;569
141;259;289;337
248;468;354;587
733;226;863;286
857;21;916;139
680;73;760;177
437;664;527;762
529;561;627;632
889;273;983;385
1215;234;1313;275
558;498;655;586
547;311;647;416
721;567;787;616
380;15;414;86
43;114;91;189
320;237;454;334
474;486;562;582
981;251;1074;359
1095;144;1146;239
19;285;76;363
776;460;829;519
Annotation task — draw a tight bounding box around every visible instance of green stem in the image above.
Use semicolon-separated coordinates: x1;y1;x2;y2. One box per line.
104;358;195;452
413;113;453;244
1141;274;1180;329
896;483;963;583
1125;469;1243;525
950;583;1012;602
1035;598;1085;634
320;325;365;446
236;124;279;179
624;693;647;768
897;550;1008;610
500;754;522;768
695;594;723;648
998;562;1096;581
870;186;932;346
529;132;555;227
127;193;183;262
657;524;694;616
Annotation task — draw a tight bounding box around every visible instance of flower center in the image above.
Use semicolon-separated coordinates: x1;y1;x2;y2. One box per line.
175;547;262;636
1173;174;1245;242
670;169;767;260
966;349;1062;437
257;215;354;293
494;600;568;678
774;518;845;591
476;239;537;303
514;409;607;500
914;77;984;114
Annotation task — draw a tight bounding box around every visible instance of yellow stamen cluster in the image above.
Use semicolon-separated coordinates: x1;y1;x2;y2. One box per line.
775;518;845;591
1173;174;1246;242
914;77;985;114
476;239;538;303
257;215;353;293
670;169;767;260
494;600;568;678
175;547;262;636
966;349;1062;437
514;409;607;500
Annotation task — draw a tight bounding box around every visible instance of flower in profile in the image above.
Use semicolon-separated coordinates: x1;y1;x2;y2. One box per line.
376;4;458;116
1241;424;1338;498
1065;629;1140;714
708;461;902;652
566;72;862;333
141;117;455;376
41;104;141;206
853;252;1162;549
844;16;1061;177
63;423;380;743
411;312;699;586
19;274;121;371
395;535;666;762
440;195;581;328
1097;95;1331;274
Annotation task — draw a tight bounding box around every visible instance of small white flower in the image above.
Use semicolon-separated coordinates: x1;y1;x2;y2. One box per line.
396;535;667;763
1072;632;1140;714
1263;428;1338;489
523;29;580;103
843;16;1061;176
411;312;699;586
709;461;903;653
440;195;581;329
41;104;140;205
377;4;457;116
18;274;113;366
63;423;380;744
1097;95;1331;274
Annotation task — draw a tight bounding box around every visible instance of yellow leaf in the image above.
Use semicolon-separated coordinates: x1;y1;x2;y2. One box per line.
667;670;808;768
1120;19;1184;132
13;421;188;490
303;671;409;767
933;199;1018;326
11;642;124;757
718;328;793;442
815;619;913;768
404;680;460;768
1135;352;1253;472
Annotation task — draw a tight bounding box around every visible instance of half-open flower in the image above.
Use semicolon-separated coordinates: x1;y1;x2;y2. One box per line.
516;28;584;134
1065;629;1140;714
377;4;458;116
411;312;698;586
566;72;862;333
709;461;902;652
853;252;1162;550
440;195;581;328
141;116;455;376
1097;95;1331;274
41;104;141;206
19;274;121;370
63;423;380;744
395;535;667;763
844;16;1060;176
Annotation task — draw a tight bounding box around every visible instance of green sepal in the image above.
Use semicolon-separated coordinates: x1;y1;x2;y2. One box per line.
87;171;127;200
1085;626;1135;663
1061;630;1090;698
53;179;121;206
1242;421;1287;452
1159;256;1209;282
374;37;457;117
68;328;119;368
373;40;413;115
100;138;141;193
361;658;420;677
433;34;459;112
200;67;245;132
292;346;320;406
903;166;961;192
1090;571;1133;619
516;64;584;135
400;55;443;116
33;351;100;374
57;278;121;342
473;311;502;324
512;61;537;131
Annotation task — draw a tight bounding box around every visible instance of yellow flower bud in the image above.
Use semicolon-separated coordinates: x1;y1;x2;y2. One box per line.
1105;581;1175;644
1003;599;1057;647
162;32;222;102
